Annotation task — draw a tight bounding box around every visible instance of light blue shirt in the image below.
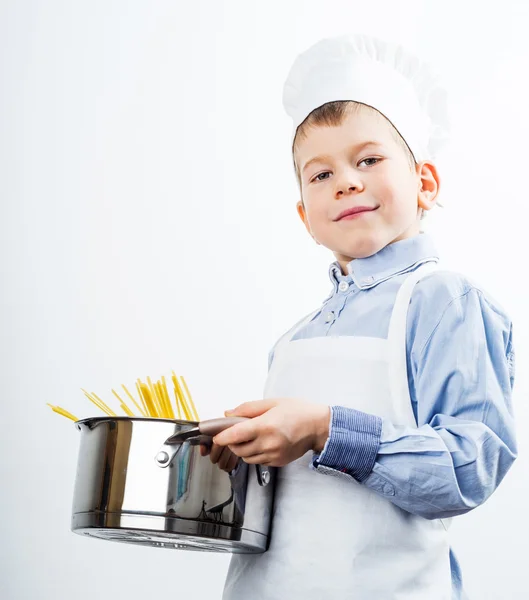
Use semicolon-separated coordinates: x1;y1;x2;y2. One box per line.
268;233;517;599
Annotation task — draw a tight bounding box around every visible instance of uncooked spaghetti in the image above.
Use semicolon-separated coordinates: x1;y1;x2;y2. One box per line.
47;370;199;422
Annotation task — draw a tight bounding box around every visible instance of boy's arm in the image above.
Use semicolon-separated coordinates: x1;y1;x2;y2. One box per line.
312;282;517;520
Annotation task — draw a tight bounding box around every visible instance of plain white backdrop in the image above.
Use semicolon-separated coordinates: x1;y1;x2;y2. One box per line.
1;1;528;598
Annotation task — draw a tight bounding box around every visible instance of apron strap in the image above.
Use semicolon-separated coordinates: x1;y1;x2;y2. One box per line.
386;260;439;426
272;308;321;358
272;258;439;418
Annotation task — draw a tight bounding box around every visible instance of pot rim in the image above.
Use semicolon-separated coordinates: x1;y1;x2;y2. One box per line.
75;416;199;429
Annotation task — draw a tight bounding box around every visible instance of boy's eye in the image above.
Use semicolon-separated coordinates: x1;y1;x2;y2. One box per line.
311;158;381;182
313;172;331;182
359;157;380;167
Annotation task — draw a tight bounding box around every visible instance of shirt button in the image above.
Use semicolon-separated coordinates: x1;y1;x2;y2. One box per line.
325;311;335;323
382;483;395;495
362;275;375;285
338;281;349;292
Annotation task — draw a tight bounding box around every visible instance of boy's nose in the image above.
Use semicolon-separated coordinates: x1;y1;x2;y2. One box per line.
335;177;364;197
337;185;358;195
334;167;364;197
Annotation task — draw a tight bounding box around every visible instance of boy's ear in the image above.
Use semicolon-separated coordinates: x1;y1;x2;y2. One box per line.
417;161;440;213
296;200;308;228
297;200;320;244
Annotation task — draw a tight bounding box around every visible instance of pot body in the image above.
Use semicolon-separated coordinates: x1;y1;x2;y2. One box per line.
71;417;275;553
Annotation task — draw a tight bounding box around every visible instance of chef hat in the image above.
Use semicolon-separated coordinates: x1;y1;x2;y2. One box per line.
282;33;450;162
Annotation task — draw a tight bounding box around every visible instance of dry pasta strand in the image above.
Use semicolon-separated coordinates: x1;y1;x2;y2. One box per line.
49;370;198;423
81;388;115;416
121;384;147;417
162;381;176;419
161;376;176;419
137;381;154;417
172;372;192;420
92;393;118;416
156;380;170;419
171;374;187;419
112;389;135;416
120;403;135;417
47;403;79;421
140;382;158;417
159;380;172;418
151;380;164;417
172;385;182;419
147;376;164;417
135;381;150;416
154;381;170;418
180;376;199;421
156;380;173;419
177;375;194;421
171;372;185;415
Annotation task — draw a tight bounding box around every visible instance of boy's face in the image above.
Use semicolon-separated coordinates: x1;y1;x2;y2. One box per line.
295;108;437;270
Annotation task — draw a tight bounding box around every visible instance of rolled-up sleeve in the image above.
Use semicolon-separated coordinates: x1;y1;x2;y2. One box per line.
312;285;517;520
312;406;382;482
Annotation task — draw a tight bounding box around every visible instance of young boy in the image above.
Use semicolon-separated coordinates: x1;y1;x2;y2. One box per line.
209;34;517;599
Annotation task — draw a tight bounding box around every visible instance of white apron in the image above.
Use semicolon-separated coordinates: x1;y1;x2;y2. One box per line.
223;262;452;600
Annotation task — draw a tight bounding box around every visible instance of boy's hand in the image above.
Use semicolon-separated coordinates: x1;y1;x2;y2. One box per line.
211;398;330;467
199;441;239;473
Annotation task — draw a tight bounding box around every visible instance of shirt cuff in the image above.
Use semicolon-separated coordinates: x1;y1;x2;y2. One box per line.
311;406;382;482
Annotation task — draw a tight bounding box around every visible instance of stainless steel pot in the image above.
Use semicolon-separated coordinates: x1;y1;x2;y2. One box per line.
71;416;276;553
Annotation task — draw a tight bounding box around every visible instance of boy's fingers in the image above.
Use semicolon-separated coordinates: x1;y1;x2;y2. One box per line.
213;420;259;447
218;447;235;471
200;443;211;457
200;441;240;473
226;454;239;473
209;443;237;472
209;442;225;464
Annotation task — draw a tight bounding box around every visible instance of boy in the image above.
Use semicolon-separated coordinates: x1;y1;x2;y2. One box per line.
208;34;517;599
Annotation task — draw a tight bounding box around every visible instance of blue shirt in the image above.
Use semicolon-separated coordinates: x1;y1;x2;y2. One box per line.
268;233;517;599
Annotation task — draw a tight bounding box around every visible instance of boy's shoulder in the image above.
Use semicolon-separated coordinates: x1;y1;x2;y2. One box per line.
415;267;500;304
411;267;511;327
414;268;475;303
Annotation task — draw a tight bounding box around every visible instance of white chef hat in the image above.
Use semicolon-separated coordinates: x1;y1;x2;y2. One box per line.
282;33;450;162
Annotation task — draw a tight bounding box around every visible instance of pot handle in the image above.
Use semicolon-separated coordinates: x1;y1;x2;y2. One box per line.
199;416;249;437
158;416;249;450
155;417;271;486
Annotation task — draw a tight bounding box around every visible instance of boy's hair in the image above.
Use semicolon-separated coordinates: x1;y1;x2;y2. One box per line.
292;100;417;187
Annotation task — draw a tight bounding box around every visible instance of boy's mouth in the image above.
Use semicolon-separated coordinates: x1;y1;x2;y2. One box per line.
334;206;378;221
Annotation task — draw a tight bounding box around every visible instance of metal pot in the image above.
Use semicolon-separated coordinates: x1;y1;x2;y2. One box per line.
71;416;276;553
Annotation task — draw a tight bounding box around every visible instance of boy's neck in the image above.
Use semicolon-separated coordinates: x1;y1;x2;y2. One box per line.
335;232;425;276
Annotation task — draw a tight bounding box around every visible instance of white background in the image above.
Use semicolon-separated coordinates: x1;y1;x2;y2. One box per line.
1;1;528;598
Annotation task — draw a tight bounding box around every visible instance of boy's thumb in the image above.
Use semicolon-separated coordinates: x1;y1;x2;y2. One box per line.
224;399;277;418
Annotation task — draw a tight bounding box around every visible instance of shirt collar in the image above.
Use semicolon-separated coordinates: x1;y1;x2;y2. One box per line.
328;233;439;291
